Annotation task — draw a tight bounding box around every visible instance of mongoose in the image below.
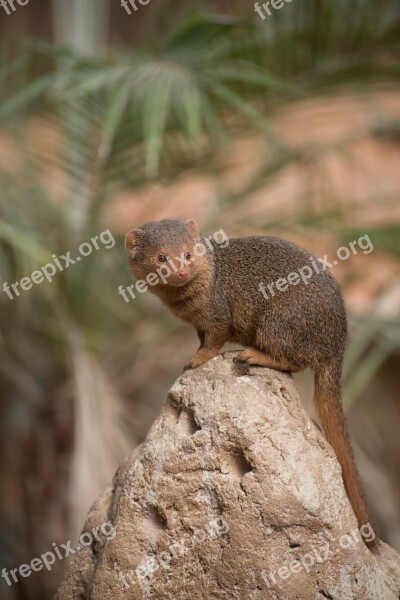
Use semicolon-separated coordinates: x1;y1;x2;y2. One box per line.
125;218;376;550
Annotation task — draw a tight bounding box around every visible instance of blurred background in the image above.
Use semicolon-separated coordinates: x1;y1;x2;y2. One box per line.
0;0;399;598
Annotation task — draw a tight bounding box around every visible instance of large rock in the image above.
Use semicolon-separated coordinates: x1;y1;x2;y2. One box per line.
56;352;400;600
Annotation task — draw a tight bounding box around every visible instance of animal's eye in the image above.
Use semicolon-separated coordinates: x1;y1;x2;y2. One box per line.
185;252;191;260
158;254;167;263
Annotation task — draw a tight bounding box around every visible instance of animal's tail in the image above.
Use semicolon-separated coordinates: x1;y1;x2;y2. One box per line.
314;362;378;551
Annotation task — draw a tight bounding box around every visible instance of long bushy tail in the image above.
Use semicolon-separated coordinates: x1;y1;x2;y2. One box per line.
314;363;377;551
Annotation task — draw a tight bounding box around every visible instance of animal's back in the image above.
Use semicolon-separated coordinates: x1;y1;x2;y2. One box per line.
211;236;347;368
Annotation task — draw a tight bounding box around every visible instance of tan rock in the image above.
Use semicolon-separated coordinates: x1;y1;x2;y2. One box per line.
56;352;400;600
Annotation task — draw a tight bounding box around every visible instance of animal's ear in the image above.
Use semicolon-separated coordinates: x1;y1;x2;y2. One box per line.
185;219;200;241
125;229;143;258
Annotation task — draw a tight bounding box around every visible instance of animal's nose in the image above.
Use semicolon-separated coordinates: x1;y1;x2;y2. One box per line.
178;270;188;279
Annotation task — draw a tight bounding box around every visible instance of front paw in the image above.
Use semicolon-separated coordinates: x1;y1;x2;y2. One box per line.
184;349;216;371
184;357;205;371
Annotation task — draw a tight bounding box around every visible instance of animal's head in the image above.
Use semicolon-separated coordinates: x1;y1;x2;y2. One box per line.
125;219;207;287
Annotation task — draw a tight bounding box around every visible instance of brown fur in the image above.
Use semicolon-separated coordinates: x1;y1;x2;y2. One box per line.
125;218;377;551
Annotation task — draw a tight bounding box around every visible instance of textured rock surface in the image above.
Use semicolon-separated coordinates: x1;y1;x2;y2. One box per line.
56;352;400;600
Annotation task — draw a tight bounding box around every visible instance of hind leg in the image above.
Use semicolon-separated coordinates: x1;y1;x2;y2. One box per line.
238;348;300;373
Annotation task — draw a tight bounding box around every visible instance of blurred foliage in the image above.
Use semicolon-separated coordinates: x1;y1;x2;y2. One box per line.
343;225;400;258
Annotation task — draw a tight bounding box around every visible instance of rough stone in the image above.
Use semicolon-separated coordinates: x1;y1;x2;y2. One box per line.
56;352;400;600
